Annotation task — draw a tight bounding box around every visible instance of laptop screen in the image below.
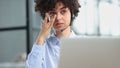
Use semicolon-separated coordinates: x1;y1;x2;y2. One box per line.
58;37;120;68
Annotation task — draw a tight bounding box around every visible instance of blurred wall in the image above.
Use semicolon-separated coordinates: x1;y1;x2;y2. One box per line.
0;0;26;62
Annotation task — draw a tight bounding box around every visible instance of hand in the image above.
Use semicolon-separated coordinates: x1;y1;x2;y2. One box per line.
36;13;56;45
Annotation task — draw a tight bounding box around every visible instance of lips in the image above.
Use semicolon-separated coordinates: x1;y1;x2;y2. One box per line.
55;23;63;26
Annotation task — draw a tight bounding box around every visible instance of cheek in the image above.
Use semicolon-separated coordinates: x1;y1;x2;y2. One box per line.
64;12;71;25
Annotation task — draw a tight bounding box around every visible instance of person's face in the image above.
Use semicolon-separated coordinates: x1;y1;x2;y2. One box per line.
48;2;71;32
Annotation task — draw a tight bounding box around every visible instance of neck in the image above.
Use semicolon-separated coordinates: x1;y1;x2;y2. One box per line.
55;26;71;39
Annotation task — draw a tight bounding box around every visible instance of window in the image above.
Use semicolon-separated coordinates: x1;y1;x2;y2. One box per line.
0;0;27;68
72;0;120;36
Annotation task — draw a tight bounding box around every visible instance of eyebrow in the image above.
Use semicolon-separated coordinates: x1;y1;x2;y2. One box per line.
52;6;67;12
60;6;67;10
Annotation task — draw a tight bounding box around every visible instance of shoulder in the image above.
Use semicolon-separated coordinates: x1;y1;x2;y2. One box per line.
69;31;87;39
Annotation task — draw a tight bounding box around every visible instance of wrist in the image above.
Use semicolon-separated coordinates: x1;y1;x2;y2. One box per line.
36;33;46;46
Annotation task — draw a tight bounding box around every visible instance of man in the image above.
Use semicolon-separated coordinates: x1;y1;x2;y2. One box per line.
26;0;81;68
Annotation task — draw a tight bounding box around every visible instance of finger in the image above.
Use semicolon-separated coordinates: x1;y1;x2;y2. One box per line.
44;13;49;23
49;15;56;27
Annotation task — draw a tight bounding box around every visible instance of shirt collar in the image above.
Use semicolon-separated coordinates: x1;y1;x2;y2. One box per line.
49;30;76;46
69;30;77;38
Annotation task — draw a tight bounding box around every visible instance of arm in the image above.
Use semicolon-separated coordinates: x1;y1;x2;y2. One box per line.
26;44;45;68
26;13;56;68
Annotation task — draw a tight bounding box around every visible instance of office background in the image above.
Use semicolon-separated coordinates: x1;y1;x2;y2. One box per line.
0;0;120;68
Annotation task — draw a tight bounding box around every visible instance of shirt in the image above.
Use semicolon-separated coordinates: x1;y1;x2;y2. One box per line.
26;31;76;68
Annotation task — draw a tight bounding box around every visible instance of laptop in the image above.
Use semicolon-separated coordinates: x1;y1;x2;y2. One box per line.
58;37;120;68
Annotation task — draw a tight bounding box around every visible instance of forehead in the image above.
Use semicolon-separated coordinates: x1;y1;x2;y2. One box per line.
53;2;66;11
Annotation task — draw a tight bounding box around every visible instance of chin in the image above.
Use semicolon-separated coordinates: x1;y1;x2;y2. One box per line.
54;28;62;32
55;29;62;32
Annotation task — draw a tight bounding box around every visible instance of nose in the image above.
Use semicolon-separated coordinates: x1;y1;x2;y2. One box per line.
56;13;62;20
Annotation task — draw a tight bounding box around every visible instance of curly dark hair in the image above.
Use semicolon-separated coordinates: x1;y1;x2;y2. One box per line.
34;0;81;25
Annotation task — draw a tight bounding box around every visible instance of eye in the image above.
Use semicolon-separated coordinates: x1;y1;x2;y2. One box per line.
61;9;66;15
49;12;56;17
